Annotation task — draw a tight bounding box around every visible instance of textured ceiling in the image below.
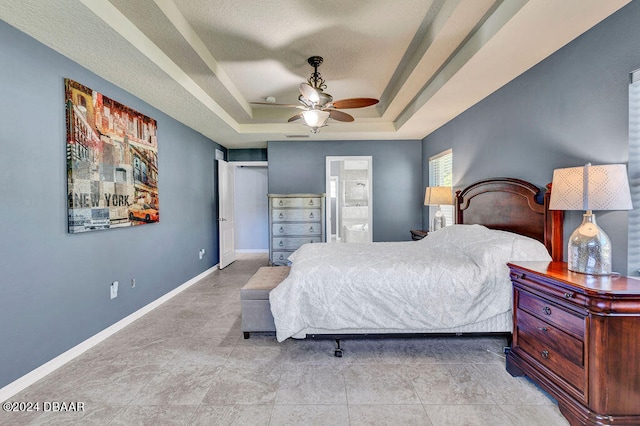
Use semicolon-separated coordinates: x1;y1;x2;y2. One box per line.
0;0;631;148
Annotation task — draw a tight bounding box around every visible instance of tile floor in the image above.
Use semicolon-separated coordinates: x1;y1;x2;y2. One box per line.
1;253;569;425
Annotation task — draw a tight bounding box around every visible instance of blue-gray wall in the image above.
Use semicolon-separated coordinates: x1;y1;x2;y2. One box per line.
0;20;224;387
228;148;268;162
268;140;423;242
423;1;640;274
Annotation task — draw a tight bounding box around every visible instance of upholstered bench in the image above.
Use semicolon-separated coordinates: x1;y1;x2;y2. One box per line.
240;266;290;339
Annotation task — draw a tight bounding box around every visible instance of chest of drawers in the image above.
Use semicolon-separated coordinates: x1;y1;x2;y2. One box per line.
268;194;325;265
506;261;640;426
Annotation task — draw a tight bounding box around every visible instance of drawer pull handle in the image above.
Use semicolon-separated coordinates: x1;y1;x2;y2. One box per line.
513;273;524;280
541;350;549;359
564;292;574;299
310;240;314;243
279;213;284;219
278;254;284;260
309;200;314;205
279;227;284;233
543;306;552;316
309;212;314;219
278;241;284;247
279;200;284;206
309;226;314;232
537;326;548;332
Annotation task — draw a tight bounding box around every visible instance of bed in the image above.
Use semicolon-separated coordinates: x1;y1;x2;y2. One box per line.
269;178;563;351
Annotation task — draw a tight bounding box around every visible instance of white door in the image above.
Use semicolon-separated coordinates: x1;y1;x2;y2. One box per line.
218;160;235;269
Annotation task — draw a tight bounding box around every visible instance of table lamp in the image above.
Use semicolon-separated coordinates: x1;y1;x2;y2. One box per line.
424;186;453;231
549;163;633;275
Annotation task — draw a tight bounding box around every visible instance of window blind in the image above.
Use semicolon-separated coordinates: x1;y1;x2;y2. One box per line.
628;72;640;276
428;149;454;228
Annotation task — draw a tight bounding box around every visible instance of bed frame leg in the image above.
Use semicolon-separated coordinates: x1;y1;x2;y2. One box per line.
503;334;513;354
334;339;343;357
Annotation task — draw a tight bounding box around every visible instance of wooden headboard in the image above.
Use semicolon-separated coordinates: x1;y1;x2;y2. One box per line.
455;178;563;261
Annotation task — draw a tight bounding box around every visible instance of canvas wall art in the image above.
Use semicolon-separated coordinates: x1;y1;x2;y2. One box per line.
65;78;159;233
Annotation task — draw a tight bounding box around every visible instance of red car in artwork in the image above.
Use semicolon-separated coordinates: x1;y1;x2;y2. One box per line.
128;204;159;223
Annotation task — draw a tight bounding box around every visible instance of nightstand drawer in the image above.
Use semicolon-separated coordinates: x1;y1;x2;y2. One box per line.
518;290;585;339
273;223;322;236
511;272;588;307
516;308;583;367
518;329;586;395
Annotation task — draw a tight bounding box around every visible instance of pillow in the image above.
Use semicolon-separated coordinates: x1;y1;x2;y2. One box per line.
422;224;491;248
501;231;552;262
464;229;551;268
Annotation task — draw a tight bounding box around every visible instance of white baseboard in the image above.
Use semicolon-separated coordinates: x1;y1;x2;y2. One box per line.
0;264;219;403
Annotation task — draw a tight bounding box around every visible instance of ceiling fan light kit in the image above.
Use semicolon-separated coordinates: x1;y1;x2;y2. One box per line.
302;109;330;133
251;56;379;133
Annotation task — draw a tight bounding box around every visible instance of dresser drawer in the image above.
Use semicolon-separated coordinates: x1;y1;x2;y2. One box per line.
272;208;322;222
271;251;292;265
516;308;583;367
272;197;322;208
273;237;321;250
518;290;585;339
518;329;586;396
273;223;322;236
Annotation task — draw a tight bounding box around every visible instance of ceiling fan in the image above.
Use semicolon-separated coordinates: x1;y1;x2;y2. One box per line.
252;56;379;133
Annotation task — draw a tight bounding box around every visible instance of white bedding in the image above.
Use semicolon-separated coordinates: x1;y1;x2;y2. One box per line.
269;225;551;342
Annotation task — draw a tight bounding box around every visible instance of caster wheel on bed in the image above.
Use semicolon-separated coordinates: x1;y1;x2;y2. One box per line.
334;349;343;357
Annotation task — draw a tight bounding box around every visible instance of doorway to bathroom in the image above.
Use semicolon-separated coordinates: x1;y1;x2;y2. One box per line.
325;156;373;243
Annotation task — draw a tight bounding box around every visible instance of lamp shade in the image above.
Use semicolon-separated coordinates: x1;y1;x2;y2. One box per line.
424;186;452;206
549;164;632;211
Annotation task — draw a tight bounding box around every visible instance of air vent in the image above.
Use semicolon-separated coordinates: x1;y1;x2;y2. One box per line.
285;134;310;138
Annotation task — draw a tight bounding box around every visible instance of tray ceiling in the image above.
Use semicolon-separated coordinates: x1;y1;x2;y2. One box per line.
0;0;631;148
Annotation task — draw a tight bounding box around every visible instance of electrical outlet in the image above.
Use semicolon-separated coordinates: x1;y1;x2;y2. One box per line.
199;248;205;260
131;278;136;288
110;281;118;299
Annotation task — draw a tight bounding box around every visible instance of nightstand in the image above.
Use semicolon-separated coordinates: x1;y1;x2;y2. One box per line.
410;229;428;240
506;261;640;426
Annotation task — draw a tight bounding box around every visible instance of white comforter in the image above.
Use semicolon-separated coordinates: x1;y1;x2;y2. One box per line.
269;225;552;342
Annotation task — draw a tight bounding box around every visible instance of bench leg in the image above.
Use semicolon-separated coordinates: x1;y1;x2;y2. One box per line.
243;332;250;339
334;339;343;357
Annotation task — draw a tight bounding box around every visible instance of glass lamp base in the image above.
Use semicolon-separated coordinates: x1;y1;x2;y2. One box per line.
432;212;446;232
567;212;612;275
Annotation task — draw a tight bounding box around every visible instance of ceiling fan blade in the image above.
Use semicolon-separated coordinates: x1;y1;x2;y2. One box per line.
328;109;354;122
250;102;302;108
331;98;379;109
288;113;303;122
